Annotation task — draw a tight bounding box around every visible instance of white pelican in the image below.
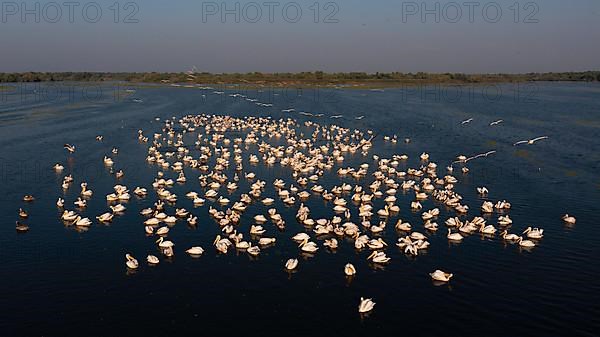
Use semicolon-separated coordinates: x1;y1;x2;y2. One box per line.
125;254;138;269
16;221;29;232
74;198;86;208
285;258;298;270
250;225;266;235
235;240;251;250
193;196;205;205
479;224;497;235
80;183;93;197
110;204;126;213
247;244;261;256
410;232;427;241
259;237;276;246
18;208;28;218
447;229;464;241
144;218;160;226
501;230;519;241
299;238;319;253
367;251;390;263
562;214;576;224
163;216;177;224
517;236;536;247
498;215;513;226
358;297;375;313
147;255;159;264
156;227;169;235
96;212;113;223
73;216;92;227
64;144;76;153
254;214;267;223
523;227;544;239
366;238;387;250
513;136;548;146
186;246;204;255
344;263;356;276
262;198;275;205
429;270;453;282
156;237;174;248
292;233;310;242
395;220;411;231
324;238;338;249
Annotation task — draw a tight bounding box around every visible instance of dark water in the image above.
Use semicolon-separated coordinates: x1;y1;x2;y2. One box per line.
1;82;599;337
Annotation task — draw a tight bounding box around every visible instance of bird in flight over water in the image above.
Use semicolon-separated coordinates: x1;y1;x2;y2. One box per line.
64;144;76;153
513;136;548;146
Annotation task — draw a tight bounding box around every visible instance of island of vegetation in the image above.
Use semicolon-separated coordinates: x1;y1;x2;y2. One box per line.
1;71;599;89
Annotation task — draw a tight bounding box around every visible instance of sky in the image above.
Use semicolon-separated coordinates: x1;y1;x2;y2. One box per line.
1;0;599;73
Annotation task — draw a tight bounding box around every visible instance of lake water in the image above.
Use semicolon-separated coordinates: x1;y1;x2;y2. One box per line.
1;82;599;336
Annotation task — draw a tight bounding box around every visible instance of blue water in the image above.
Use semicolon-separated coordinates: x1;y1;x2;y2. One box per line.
1;82;599;336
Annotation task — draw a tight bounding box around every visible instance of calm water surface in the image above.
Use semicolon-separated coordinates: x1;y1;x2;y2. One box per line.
1;82;599;336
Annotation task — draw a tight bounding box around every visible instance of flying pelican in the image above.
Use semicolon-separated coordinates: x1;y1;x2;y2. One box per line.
64;144;76;153
454;151;496;164
489;119;503;126
461;118;473;124
513;136;548;146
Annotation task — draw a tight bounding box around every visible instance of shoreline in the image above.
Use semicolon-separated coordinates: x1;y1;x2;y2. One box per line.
1;79;598;92
1;71;598;90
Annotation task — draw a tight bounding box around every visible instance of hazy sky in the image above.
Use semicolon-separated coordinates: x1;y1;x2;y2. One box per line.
1;0;599;73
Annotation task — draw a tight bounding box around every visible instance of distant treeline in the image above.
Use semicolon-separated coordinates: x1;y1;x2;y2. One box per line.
1;71;599;86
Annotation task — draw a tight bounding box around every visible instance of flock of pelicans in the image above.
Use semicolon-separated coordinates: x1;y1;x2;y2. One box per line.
16;113;577;314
